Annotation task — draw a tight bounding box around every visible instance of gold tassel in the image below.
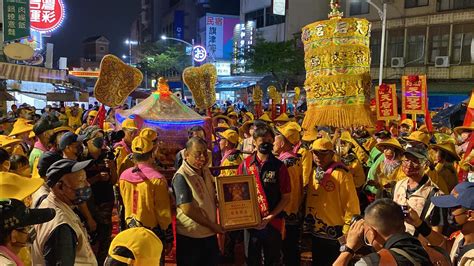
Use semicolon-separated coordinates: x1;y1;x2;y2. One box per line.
302;104;374;128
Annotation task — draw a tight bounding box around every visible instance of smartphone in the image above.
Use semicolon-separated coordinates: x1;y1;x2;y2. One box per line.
401;205;409;218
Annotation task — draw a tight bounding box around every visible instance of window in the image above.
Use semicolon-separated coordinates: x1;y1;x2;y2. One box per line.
265;8;285;26
387;29;404;62
405;0;429;8
452;23;474;64
429;26;449;63
406;28;426;65
99;46;105;52
350;1;370;15
438;0;474;11
370;31;382;65
245;9;264;28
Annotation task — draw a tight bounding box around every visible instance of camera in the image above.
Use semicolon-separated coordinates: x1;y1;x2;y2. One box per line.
350;215;363;225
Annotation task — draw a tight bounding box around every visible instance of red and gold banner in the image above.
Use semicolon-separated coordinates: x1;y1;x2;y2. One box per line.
401;75;427;115
375;83;398;121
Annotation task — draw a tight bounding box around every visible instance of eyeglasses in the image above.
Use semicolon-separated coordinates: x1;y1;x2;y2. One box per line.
401;159;421;167
313;150;332;156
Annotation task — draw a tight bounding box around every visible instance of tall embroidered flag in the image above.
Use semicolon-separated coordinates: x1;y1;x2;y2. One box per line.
375;83;398;121
463;90;474;126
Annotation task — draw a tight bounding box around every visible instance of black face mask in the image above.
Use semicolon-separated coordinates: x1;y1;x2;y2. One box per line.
92;137;104;149
258;142;273;155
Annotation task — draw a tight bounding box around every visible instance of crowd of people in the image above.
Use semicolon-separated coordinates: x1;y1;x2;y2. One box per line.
0;101;473;266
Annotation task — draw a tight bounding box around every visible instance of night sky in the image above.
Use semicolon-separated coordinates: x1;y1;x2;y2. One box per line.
47;0;141;62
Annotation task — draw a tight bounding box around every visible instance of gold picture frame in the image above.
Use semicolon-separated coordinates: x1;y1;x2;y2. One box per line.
215;175;261;231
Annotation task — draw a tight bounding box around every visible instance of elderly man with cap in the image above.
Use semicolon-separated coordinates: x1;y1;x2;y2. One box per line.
104;227;163;266
33;159;97;265
392;146;447;236
115;118;139;176
405;182;474;265
274;121;304;266
304;138;360;266
28;118;56;170
0;199;55;266
31;151;63;208
119;136;173;259
59;132;85;161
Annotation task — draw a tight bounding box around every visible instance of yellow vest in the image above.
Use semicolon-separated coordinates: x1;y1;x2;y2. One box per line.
297;147;313;187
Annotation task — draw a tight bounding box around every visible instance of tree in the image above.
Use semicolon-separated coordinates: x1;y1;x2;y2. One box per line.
243;38;305;91
136;42;189;81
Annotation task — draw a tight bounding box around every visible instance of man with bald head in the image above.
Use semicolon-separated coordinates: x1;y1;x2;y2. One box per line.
334;199;431;266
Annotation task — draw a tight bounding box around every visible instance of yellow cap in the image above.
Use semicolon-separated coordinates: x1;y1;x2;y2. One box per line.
53;126;73;134
88;110;98;117
404;131;430;146
218;129;239;144
275;113;290;122
245;112;254;121
277;122;301;145
109;227;163;266
302;128;318;142
29;131;35;139
340;131;353;143
430;142;460;161
139;128;158;142
216;122;230;130
454;122;474;135
0;171;44;200
9;121;33;136
228;111;238;118
132;136;154;154
0;135;22;148
103;122;115;133
375;138;404;152
122;118;138;130
400;119;414;128
259;113;272;123
311;138;334;151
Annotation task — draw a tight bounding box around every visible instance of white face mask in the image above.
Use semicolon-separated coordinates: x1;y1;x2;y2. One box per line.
468;172;474;183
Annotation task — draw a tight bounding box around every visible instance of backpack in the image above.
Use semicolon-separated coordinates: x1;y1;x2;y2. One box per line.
378;248;421;266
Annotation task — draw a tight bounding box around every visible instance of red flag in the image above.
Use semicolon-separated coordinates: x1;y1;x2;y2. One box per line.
464;90;474;126
91;104;106;128
424;93;433;132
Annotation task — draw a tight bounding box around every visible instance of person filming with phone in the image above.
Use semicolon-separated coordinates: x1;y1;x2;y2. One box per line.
333;199;431;266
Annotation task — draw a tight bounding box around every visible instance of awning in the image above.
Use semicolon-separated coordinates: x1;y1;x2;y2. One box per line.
216;75;266;91
0;62;67;83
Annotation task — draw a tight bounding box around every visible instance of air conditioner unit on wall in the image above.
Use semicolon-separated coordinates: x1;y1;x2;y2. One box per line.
435;56;450;68
391;57;404;68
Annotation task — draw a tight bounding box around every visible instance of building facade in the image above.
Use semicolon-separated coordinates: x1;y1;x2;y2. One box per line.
345;0;474;107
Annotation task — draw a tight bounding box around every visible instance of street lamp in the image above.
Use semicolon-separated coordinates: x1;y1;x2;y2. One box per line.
160;35;195;67
365;0;387;85
122;55;127;60
124;39;139;65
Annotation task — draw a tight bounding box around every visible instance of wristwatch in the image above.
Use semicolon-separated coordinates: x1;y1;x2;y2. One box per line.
340;244;355;255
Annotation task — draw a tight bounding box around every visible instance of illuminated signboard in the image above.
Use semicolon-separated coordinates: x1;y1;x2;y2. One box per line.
193;45;207;62
30;0;65;33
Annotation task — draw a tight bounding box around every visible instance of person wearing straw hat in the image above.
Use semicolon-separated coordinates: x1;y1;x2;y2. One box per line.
400;118;415;137
298;127;318;187
0;135;23;156
431;141;460;193
227;111;239;127
218;129;242;177
114;118;139;176
454;122;474;157
242;111;254;123
274;113;290;127
305;138;360;265
365;138;405;200
274;122;303;266
119;136;173;259
9;120;33;156
258;113;273;125
338;131;366;191
104;227;163;266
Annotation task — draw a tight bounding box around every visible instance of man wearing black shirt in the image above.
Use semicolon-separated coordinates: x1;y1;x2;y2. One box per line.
334;199;431;266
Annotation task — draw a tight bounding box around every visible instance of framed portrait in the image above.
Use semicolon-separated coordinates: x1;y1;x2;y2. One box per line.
215;175;261;231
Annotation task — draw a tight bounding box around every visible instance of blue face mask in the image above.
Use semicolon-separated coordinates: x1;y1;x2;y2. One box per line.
71;186;92;205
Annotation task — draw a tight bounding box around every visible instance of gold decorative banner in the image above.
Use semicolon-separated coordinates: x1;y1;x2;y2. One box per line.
183;63;217;110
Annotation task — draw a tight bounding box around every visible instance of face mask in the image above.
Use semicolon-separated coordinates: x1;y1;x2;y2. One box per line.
258;142;273;155
363;230;373;247
468;172;474;183
70;186;92;205
92;137;104;149
447;211;464;231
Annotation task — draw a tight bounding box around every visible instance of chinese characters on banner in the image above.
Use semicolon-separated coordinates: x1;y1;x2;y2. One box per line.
30;0;64;32
401;75;427;115
3;0;30;42
206;16;224;60
375;83;398;121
